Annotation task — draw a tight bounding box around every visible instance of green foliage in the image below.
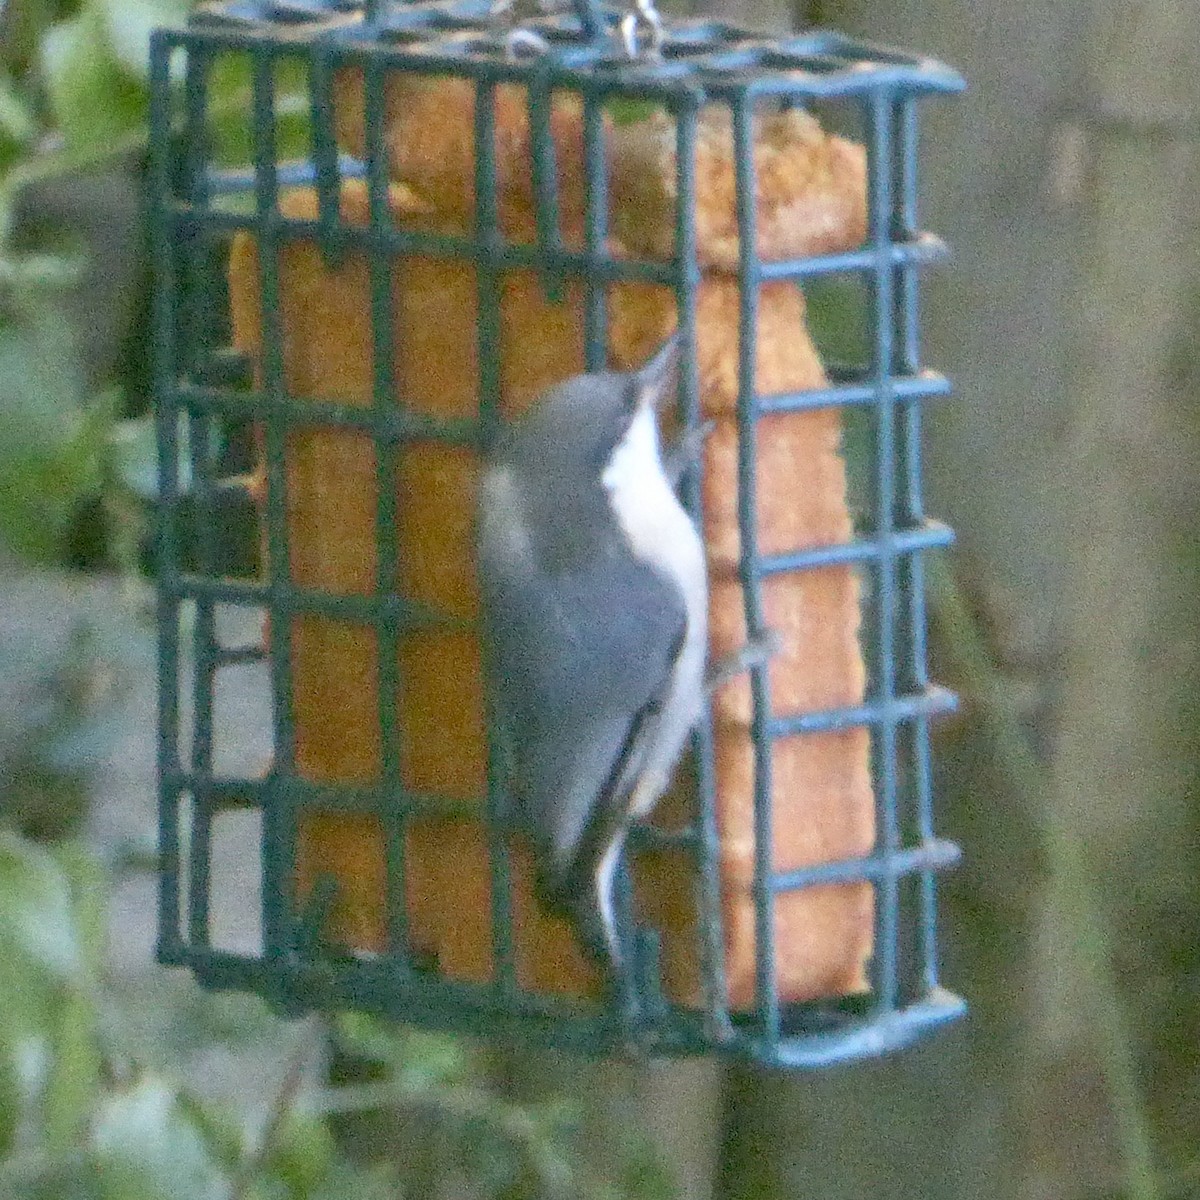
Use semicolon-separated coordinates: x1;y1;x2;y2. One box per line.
0;824;671;1200
0;277;154;567
803;276;873;518
42;7;148;150
0;294;101;561
0;0;152;568
0;0;318;567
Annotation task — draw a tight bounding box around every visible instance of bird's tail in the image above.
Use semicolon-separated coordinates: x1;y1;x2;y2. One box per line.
532;847;624;976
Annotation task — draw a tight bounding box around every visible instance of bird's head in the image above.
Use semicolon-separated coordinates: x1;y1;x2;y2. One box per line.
493;335;680;491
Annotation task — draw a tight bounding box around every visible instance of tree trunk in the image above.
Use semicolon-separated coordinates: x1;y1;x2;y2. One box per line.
719;0;1200;1198
1023;2;1200;1193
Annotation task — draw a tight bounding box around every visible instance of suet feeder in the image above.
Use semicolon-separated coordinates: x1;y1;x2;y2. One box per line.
151;0;966;1067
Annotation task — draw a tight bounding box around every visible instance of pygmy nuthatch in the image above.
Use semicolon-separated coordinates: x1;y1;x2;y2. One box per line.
477;336;707;980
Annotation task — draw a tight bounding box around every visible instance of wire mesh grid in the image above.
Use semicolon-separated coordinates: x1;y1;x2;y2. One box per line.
151;0;966;1067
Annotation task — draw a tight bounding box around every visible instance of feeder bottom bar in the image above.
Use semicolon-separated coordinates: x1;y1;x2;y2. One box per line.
175;945;962;1064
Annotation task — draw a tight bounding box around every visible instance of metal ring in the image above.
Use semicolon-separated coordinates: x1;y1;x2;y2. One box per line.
620;0;663;59
505;27;551;57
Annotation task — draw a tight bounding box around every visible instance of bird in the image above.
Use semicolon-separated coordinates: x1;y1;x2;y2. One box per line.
475;335;708;983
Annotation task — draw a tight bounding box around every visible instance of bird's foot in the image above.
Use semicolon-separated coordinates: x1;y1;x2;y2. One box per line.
598;950;653;1060
664;419;716;488
706;628;784;693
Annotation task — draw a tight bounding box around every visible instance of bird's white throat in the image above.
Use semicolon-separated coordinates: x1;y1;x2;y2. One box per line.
601;405;704;585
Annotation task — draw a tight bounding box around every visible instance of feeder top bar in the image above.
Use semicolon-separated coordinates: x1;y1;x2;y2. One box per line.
187;0;966;99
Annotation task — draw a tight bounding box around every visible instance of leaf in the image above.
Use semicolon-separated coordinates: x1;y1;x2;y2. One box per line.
616;1139;678;1200
0;1039;20;1160
606;99;662;126
91;1077;229;1200
39;847;106;1152
803;276;874;513
98;969;308;1141
103;973;284;1073
208;54;312;169
0;72;37;146
804;275;871;367
332;1015;469;1091
41;9;148;150
207;53;255;168
0;0;62;79
0;832;81;980
0;1149;102;1200
840;406;873;523
106;417;158;501
0;459;82;562
107;411;193;501
174;1093;242;1175
92;0;193;78
263;1106;337;1194
458;1111;525;1194
0;304;105;562
41;987;101;1153
0;252;84;291
0;838;97;1154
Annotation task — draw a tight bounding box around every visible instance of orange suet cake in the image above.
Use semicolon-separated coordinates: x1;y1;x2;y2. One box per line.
227;83;873;1008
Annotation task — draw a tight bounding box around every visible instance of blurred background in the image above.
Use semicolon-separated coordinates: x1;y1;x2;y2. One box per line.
0;0;1196;1198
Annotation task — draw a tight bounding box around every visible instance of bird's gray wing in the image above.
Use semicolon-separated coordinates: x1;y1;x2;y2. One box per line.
479;552;686;890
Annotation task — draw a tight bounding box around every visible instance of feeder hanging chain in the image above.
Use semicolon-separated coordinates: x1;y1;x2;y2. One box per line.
505;27;552;57
621;0;663;59
489;0;663;57
490;0;552;57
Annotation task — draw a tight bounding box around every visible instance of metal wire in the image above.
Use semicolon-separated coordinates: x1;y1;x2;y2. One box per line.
152;0;966;1067
620;0;663;59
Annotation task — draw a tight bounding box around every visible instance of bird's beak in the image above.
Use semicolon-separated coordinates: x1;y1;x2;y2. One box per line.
633;332;680;413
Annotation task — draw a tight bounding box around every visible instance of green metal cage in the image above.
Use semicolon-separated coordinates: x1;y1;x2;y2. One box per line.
151;0;966;1068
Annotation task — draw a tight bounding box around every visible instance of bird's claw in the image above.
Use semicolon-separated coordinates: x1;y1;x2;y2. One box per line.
601;952;654;1061
706;628;784;693
665;419;716;487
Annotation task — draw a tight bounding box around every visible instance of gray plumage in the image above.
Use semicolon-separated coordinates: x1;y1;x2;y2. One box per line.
476;338;708;973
